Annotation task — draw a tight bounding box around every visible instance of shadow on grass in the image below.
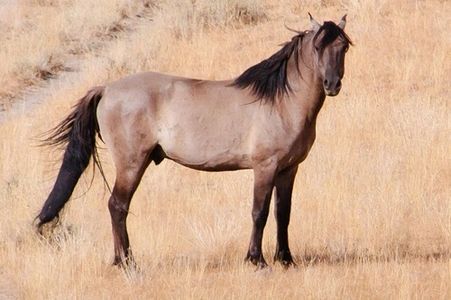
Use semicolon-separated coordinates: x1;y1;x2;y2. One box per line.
294;249;450;267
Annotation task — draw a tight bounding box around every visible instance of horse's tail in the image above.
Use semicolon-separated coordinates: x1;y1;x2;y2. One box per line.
36;86;104;231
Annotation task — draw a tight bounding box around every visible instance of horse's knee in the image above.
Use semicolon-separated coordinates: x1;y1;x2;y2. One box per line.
108;196;128;221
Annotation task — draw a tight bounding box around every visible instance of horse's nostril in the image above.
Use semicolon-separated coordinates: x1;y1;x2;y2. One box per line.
324;79;329;86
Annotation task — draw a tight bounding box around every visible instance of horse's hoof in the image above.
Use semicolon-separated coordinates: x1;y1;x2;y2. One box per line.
112;257;122;266
245;252;269;269
244;253;258;266
112;256;137;269
279;259;297;269
256;261;269;270
274;250;297;268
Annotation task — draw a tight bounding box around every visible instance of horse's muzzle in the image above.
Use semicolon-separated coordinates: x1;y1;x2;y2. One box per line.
324;79;342;96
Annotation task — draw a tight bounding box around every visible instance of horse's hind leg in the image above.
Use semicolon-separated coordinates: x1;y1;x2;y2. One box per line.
108;152;152;266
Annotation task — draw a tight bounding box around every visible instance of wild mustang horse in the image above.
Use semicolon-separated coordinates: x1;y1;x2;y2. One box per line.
36;14;352;269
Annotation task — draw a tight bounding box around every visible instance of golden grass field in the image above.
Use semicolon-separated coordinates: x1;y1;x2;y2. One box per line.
0;0;450;298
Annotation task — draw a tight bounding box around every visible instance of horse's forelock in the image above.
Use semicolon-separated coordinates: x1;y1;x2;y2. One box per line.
314;21;352;51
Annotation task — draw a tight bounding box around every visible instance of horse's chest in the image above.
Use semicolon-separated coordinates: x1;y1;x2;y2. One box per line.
283;126;316;167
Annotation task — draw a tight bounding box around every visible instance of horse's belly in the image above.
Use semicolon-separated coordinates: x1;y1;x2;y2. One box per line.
159;133;252;171
165;148;251;171
169;154;251;171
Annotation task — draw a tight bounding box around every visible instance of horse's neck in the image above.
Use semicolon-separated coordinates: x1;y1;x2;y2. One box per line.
284;46;325;124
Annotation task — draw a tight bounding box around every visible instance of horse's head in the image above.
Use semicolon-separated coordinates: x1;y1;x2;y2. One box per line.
309;14;352;96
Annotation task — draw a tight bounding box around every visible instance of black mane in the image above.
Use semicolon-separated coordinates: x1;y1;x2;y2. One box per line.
232;33;305;103
313;21;353;51
233;21;352;103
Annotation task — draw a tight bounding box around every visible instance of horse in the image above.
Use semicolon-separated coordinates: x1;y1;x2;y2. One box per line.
36;14;352;269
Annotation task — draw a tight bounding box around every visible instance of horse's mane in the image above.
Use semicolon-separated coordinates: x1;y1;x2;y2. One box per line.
232;32;305;103
232;21;352;103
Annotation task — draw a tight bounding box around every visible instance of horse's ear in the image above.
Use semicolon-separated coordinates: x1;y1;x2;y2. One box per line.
308;12;321;31
338;14;347;30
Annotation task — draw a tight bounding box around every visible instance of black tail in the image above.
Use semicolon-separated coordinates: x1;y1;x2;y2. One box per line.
36;86;104;230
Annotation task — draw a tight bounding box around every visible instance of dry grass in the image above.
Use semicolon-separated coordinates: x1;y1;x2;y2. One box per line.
0;0;152;109
0;0;450;299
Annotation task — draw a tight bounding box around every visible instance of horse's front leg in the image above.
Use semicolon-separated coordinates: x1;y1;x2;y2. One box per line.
274;165;298;267
245;163;277;269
